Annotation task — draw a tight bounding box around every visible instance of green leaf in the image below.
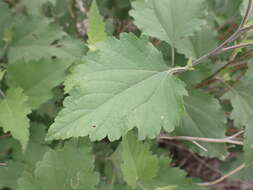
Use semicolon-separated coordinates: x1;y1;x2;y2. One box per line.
0;1;13;55
142;157;208;190
244;119;253;166
130;0;207;46
17;139;99;190
176;27;218;59
121;133;159;188
8;17;86;63
0;88;31;150
88;0;107;46
0;123;50;189
47;33;188;141
175;90;227;158
222;73;253;127
12;123;50;169
0;161;24;189
221;153;253;182
22;0;56;15
37;88;64;118
7;59;71;109
0;69;6;81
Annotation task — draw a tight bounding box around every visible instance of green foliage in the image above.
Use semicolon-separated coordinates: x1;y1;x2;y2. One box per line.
175;90;227;158
8;17;85;63
0;88;31;150
88;0;107;46
0;123;49;189
176;27;218;59
7;59;71;109
142;157;208;190
222;78;253;127
1;0;253;189
47;33;187;141
130;0;207;48
121;133;159;188
17;139;99;190
21;0;56;15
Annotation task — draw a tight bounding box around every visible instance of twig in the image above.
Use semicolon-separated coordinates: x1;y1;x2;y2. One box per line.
167;66;188;74
198;163;246;186
221;41;253;53
0;163;6;166
192;140;208;152
168;0;253;75
192;0;253;67
228;130;244;139
240;0;253;28
214;77;238;94
160;135;243;145
165;141;224;174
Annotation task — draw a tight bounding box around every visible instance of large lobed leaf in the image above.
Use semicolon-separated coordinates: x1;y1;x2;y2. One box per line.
47;33;188;141
0;88;31;150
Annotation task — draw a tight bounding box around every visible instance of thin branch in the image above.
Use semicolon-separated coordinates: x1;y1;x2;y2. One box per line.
164;140;224;175
0;163;6;166
196;60;245;88
221;41;253;53
198;163;246;186
240;0;253;28
228;130;244;139
160;135;243;145
192;25;253;67
214;77;238;94
167;66;188;74
191;0;253;67
192;140;208;152
168;0;253;75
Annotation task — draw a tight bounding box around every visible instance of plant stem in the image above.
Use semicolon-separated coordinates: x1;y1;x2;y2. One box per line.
221;41;253;53
192;0;253;66
198;163;246;186
160;135;243;145
169;0;253;75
